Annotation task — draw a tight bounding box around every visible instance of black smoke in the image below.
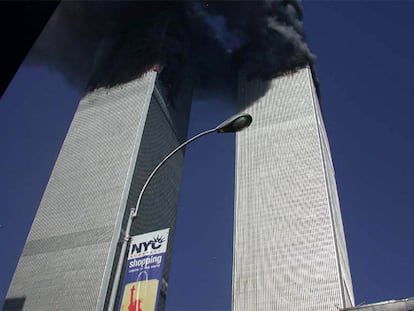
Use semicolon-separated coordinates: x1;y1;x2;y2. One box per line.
26;2;187;90
203;0;315;80
27;1;315;94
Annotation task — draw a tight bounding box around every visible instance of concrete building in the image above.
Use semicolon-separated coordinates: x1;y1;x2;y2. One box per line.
233;67;354;310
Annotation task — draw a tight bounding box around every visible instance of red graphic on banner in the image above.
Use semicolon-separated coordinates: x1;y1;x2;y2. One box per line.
128;285;143;311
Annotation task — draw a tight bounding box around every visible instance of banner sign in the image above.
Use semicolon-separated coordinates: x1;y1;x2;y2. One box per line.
118;228;170;311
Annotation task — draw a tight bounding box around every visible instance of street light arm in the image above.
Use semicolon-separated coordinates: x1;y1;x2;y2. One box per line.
132;113;253;218
108;127;217;310
132;127;216;218
108;113;252;311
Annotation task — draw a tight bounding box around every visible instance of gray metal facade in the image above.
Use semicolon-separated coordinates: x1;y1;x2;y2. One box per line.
233;67;354;310
343;297;414;311
5;71;186;311
108;74;193;310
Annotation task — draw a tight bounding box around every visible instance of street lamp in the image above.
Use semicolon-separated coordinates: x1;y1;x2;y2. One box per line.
108;112;252;310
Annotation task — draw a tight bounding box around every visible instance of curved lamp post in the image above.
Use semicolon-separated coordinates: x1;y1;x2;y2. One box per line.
108;112;252;310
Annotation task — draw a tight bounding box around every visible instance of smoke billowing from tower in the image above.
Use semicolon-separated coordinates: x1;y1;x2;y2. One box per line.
28;1;315;95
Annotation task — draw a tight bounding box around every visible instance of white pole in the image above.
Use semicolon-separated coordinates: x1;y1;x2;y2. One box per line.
107;128;216;311
107;112;252;310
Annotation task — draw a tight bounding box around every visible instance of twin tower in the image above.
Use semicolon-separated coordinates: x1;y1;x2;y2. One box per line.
4;4;354;308
6;63;354;310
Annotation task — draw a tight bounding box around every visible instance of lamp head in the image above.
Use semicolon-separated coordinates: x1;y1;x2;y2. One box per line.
216;113;253;133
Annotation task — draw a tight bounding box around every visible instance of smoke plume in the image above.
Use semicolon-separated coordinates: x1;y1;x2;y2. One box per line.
203;0;315;80
28;1;315;93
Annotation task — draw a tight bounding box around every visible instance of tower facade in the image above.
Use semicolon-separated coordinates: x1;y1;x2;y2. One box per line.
233;67;354;310
5;71;192;310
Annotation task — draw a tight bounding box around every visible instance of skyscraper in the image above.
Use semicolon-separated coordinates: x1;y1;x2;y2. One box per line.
4;2;356;311
233;66;354;310
4;68;355;311
5;70;192;310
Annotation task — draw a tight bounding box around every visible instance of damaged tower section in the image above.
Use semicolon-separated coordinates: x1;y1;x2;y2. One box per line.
5;2;193;310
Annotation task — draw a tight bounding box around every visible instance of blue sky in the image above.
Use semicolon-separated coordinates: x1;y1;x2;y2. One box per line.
1;1;413;309
303;1;414;303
